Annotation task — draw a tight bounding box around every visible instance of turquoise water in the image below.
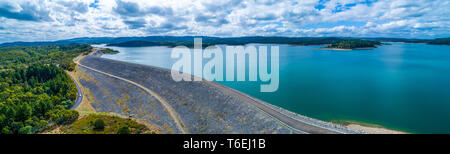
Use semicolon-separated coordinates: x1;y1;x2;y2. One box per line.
100;43;450;134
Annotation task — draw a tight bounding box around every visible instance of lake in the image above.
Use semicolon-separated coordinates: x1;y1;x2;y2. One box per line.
99;42;450;134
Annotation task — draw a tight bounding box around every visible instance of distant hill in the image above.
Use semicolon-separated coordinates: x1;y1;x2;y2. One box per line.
363;37;450;45
1;36;448;49
427;38;450;45
107;37;359;48
0;36;220;47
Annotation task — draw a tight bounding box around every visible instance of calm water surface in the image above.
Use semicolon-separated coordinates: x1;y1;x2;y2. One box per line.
100;43;450;133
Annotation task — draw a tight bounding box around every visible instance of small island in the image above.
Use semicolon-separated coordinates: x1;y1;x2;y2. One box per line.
323;39;382;50
99;48;119;54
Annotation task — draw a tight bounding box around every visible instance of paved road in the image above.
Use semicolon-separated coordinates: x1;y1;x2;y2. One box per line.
75;53;188;134
70;55;83;110
211;82;351;134
69;75;83;110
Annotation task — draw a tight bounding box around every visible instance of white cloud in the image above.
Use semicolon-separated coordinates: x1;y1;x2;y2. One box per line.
0;0;448;43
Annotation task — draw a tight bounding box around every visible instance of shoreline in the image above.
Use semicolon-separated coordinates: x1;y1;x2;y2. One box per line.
88;48;360;134
92;47;406;134
331;120;408;134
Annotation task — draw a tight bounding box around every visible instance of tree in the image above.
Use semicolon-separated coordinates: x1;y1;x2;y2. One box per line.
16;103;32;121
1;127;12;134
117;126;130;134
0;45;88;134
0;114;6;128
61;100;73;109
94;119;105;130
11;122;24;133
64;110;79;124
18;126;34;134
46;108;79;124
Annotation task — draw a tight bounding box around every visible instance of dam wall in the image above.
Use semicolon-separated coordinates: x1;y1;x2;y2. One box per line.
79;55;296;133
76;66;180;133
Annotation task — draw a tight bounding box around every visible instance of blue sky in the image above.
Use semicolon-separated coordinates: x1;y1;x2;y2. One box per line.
0;0;449;43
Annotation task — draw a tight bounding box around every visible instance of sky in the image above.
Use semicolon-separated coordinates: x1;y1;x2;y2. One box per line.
0;0;449;43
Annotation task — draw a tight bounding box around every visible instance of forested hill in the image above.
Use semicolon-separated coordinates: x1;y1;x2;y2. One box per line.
1;36;374;48
0;45;91;71
326;39;382;49
1;36;447;49
427;38;450;45
364;37;450;45
0;45;91;134
106;37;376;48
107;37;449;48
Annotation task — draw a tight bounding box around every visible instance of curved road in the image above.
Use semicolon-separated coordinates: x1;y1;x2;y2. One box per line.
69;75;83;110
70;55;83;110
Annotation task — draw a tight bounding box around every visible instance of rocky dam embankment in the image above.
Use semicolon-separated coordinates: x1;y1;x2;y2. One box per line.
76;53;360;134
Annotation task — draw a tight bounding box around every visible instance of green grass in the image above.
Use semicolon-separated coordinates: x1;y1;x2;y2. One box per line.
60;113;152;134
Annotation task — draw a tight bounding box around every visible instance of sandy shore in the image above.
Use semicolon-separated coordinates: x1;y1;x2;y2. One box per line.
346;124;407;134
331;120;407;134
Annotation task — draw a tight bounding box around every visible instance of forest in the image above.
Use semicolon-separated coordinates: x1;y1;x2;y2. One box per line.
326;39;382;49
0;44;91;134
365;37;450;45
106;37;382;48
2;36;447;49
427;38;450;45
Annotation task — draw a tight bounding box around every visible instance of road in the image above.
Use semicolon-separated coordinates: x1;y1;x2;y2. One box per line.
69;75;83;110
211;82;351;134
70;55;83;110
75;52;188;134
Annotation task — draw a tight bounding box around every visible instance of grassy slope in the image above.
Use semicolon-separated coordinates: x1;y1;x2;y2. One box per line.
60;113;160;134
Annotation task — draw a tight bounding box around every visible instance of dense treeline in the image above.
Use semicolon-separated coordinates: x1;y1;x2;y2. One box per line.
106;37;382;48
427;38;450;45
0;44;90;134
0;44;92;71
0;36;361;47
365;37;450;45
326;39;381;49
1;36;448;49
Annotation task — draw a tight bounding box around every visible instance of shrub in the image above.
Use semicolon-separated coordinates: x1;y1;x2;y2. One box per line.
117;126;130;134
94;119;105;130
18;126;33;134
46;108;79;124
64;110;79;124
61;100;74;109
1;127;12;134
